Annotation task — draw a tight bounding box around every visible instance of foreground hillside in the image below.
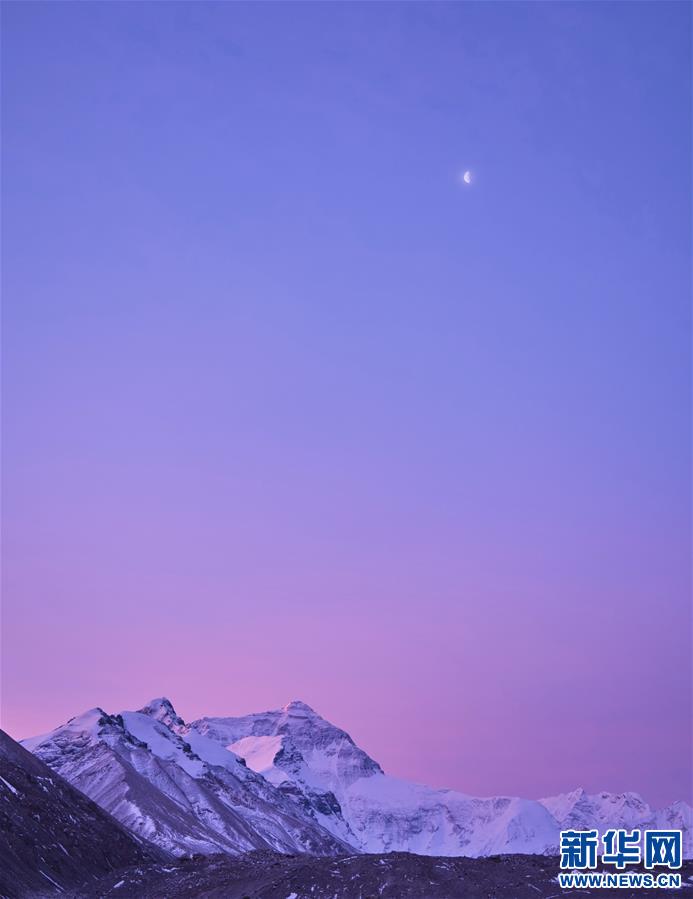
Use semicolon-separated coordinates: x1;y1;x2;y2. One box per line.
63;851;693;899
0;729;162;899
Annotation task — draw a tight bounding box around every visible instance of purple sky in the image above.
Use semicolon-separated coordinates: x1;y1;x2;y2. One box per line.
2;2;691;807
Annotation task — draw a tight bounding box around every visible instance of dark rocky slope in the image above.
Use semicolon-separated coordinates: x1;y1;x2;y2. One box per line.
0;729;164;898
63;850;693;898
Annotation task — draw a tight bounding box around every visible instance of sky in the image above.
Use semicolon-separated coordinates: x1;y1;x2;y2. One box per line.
1;2;691;807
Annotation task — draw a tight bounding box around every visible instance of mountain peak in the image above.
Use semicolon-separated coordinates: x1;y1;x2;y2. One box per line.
68;707;107;725
63;707;112;736
138;697;184;728
140;696;176;714
282;700;317;716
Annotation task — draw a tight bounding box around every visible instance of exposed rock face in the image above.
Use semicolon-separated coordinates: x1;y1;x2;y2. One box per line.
0;728;161;899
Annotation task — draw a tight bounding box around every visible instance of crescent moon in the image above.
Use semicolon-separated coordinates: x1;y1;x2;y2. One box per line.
463;170;472;185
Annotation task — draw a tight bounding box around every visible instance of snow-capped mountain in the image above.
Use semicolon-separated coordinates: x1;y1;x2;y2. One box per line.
22;699;348;858
188;700;380;848
540;787;693;854
189;700;559;856
190;700;692;858
23;697;692;860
